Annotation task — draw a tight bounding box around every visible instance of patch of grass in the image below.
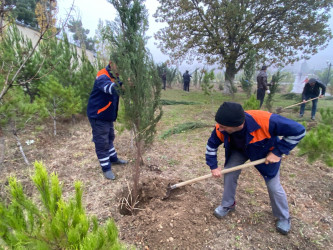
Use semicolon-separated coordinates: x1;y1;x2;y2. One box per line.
245;187;255;195
249;199;258;206
281;93;300;100
249;211;264;225
168;158;180;167
161;99;198;105
160;122;211;139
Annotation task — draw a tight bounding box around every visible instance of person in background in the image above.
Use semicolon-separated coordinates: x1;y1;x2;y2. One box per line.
162;71;167;90
299;78;326;120
183;70;191;92
87;60;128;180
205;102;306;235
256;65;270;108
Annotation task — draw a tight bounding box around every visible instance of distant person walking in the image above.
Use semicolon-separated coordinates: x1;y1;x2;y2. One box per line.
183;70;191;92
256;66;269;108
87;60;128;180
162;71;167;90
299;78;326;120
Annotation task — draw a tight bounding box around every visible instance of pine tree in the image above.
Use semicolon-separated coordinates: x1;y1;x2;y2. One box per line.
36;76;82;136
0;87;40;165
243;94;260;110
298;108;333;167
104;0;163;204
201;69;215;95
0;161;125;249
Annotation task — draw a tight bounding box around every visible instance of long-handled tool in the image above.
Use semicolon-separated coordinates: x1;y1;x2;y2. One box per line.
164;158;266;199
276;96;320;114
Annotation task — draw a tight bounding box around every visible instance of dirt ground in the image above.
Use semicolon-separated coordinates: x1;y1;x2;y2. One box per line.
1;116;332;249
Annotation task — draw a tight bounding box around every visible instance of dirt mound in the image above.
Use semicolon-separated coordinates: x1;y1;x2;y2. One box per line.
117;176;214;249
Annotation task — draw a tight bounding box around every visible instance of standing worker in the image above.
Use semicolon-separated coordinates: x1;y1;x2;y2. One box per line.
183;70;192;92
162;71;167;90
299;78;326;120
256;66;269;108
87;60;128;180
205;102;305;235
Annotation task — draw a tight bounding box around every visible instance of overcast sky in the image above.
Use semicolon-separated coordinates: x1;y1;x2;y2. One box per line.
57;0;333;72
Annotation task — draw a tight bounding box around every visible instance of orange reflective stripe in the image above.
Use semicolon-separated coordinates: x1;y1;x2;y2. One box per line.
97;101;112;114
246;110;272;144
215;124;224;142
96;68;116;82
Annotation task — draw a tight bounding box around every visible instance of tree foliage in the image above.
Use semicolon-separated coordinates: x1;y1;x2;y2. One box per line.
35;0;58;35
298;108;333;167
240;50;256;97
265;71;284;112
6;0;38;28
154;0;333;91
243;94;260;110
0;161;125;249
201;69;214;95
157;62;177;88
36;76;82;136
68;17;95;51
104;0;163;203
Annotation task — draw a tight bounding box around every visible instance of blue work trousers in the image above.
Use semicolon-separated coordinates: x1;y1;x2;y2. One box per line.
88;118;118;172
299;94;318;118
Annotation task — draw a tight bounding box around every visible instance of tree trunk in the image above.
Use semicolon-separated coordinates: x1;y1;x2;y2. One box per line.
132;139;142;203
13;133;30;165
53;99;57;136
53;117;57;136
223;64;237;98
0;127;5;165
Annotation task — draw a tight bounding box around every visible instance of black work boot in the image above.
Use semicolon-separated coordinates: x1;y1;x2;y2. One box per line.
111;158;128;165
103;170;116;180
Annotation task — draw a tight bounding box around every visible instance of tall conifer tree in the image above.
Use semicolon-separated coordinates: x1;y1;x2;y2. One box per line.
104;0;162;203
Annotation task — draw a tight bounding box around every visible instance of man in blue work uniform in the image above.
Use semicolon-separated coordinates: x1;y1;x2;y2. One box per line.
183;70;191;92
87;61;128;180
206;102;306;235
299;78;326;120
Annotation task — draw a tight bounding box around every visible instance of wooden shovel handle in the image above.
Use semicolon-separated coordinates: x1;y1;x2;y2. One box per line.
170;158;266;190
282;96;320;110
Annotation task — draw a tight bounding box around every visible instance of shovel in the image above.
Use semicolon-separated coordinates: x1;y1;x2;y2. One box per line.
164;158;266;199
276;96;320;114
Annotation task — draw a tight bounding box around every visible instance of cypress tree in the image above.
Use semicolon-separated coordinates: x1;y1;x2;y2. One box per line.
104;0;162;203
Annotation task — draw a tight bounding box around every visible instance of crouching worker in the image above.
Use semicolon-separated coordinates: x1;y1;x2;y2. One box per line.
205;102;305;235
87;60;128;180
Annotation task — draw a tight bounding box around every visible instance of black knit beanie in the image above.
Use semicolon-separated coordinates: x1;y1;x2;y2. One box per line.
215;102;245;127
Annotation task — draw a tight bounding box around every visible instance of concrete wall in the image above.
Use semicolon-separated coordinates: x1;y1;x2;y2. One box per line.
16;23;96;64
